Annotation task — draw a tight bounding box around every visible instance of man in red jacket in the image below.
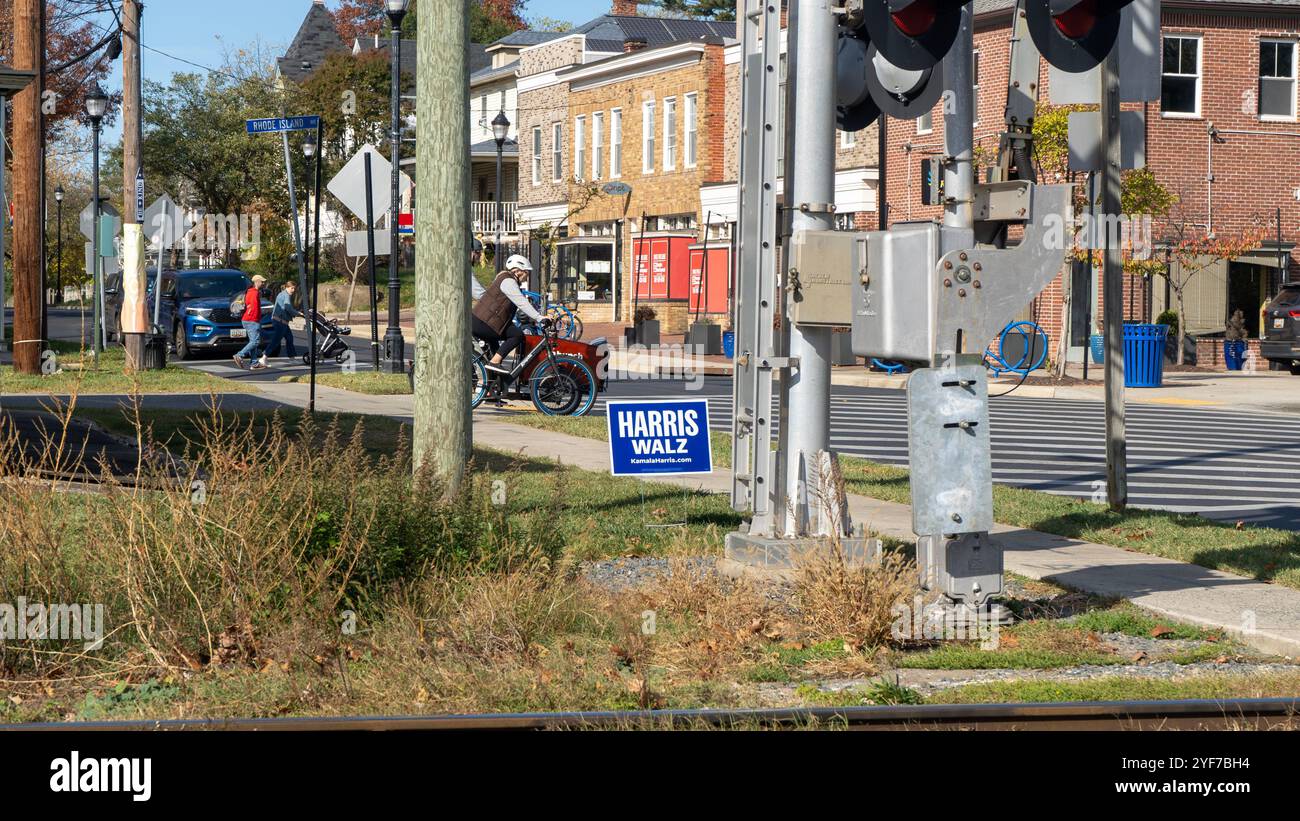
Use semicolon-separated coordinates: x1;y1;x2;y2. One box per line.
233;274;268;370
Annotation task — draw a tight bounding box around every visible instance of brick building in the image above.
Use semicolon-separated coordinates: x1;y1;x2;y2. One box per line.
883;0;1300;364
514;7;734;331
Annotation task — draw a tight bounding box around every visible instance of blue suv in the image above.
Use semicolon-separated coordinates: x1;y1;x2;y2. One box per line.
163;269;275;360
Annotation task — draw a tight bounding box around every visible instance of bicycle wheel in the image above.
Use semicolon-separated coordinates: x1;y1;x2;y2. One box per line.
530;357;597;416
547;306;577;340
469;355;489;409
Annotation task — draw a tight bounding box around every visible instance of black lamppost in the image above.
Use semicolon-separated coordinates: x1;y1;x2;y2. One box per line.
302;131;317;284
53;184;64;305
492;110;510;273
85;82;109;362
383;0;409;373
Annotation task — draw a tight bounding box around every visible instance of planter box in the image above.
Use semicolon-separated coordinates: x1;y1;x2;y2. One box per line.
631;320;660;347
686;321;722;356
831;331;859;366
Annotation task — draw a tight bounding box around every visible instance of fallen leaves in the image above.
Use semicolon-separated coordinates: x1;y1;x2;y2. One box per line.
1149;625;1175;639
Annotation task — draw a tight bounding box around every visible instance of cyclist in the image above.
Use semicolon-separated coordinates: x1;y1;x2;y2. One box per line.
472;254;551;378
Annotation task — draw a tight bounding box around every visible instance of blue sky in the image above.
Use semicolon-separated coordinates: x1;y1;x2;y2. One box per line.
89;0;613;138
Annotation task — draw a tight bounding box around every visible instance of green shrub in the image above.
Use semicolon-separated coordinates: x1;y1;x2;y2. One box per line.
1155;309;1179;337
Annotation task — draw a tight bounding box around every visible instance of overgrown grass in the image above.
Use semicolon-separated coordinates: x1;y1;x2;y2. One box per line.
931;672;1300;704
279;371;412;395
505;413;1300;590
0;345;251;395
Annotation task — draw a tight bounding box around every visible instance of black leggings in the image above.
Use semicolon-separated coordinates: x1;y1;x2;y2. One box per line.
472;316;525;360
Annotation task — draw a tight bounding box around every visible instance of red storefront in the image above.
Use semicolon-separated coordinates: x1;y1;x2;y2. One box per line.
631;236;730;314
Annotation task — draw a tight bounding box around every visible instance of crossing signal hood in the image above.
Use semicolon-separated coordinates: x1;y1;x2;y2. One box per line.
1026;0;1134;73
861;0;965;70
836;27;882;131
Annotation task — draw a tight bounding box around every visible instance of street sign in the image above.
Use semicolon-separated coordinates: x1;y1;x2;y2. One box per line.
607;399;713;476
135;168;145;222
602;181;632;196
398;212;414;236
245;115;320;134
346;230;391;257
143;194;190;250
79;199;120;244
327;143;412;226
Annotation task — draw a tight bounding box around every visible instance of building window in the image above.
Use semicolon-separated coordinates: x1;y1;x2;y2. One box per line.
574;115;586;181
684;92;698;168
592;112;604;180
1161;35;1201;116
917;110;932;135
840;129;855;149
531;126;542;186
777;55;786;177
552;122;563;182
972;50;980;126
1261;40;1297;120
663;97;678;171
642;100;656;173
610;108;623;177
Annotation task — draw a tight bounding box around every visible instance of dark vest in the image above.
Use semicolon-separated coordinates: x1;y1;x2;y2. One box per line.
472;271;519;335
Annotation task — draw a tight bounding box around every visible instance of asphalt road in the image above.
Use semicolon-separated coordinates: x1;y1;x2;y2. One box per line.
33;308;1300;530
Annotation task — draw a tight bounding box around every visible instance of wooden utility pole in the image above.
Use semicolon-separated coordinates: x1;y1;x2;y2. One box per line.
10;0;42;374
1101;48;1127;510
121;0;149;370
412;0;471;490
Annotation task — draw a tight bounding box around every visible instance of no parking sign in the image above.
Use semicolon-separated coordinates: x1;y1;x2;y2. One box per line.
607;399;712;476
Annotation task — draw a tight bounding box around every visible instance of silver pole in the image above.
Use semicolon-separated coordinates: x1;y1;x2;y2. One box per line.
943;5;975;234
1101;47;1127;508
281;126;307;297
783;0;839;537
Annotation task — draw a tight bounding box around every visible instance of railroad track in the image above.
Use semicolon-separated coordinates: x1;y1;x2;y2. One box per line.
7;698;1300;731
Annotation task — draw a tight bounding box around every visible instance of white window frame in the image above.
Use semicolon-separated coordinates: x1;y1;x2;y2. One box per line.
610;108;623;178
592;112;604;180
1161;33;1203;119
684;92;698;168
531;126;542;186
1260;38;1298;122
552;122;563;182
917;110;933;135
574;115;586;182
663;96;678;171
840;129;855;149
642;100;656;173
972;50;980;127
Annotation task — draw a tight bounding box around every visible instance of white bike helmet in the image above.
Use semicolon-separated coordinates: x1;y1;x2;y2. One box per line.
505;254;533;273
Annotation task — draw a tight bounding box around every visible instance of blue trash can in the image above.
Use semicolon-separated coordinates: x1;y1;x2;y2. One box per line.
1089;334;1105;364
722;331;736;359
1123;323;1169;388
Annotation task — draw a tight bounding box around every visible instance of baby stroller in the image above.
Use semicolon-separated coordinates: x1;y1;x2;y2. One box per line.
302;308;353;366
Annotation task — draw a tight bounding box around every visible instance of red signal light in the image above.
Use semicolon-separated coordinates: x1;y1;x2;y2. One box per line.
891;0;938;38
1052;0;1099;40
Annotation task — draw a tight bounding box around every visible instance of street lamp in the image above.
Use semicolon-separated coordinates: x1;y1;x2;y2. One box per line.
383;0;409;373
53;184;64;305
302;132;317;279
492;110;510;273
85;82;109;361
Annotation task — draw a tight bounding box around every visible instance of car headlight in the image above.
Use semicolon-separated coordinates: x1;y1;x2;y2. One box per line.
186;307;213;317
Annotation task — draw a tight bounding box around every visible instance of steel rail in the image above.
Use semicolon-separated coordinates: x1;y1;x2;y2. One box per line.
5;698;1299;732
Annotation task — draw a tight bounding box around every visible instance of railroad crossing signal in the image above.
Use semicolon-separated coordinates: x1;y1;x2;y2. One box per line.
1026;0;1135;73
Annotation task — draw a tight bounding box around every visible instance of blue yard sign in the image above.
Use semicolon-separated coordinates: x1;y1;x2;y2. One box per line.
607;399;712;476
246;115;321;134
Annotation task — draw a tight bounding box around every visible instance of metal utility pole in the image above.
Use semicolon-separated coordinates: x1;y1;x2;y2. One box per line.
121;0;149;371
1101;47;1127;510
877;115;887;231
783;0;841;538
11;0;43;374
412;0;471;491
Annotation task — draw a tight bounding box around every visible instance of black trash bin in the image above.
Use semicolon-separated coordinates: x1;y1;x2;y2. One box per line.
143;331;168;370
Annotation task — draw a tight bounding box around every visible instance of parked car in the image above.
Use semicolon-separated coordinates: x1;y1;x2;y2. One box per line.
168;270;274;359
1262;283;1300;375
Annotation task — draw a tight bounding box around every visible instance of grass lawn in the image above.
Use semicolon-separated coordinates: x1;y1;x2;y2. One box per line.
1;406;1291;722
504;413;1300;590
278;371;412;395
1;344;253;395
74;406;739;562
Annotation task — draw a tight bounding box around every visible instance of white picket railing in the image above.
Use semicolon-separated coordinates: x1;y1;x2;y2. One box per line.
470;201;518;235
